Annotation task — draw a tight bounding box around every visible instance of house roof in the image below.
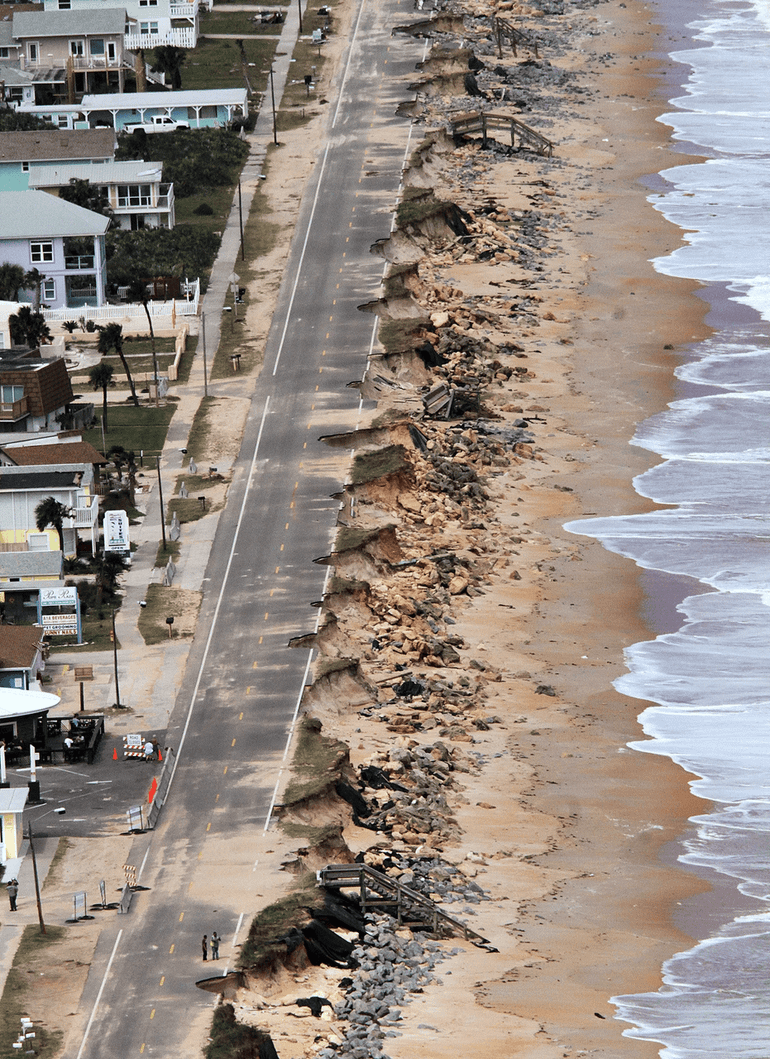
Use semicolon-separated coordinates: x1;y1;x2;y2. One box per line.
0;129;115;164
27;159;164;187
0;466;90;491
0;190;110;238
1;441;106;467
0;624;45;669
13;8;129;38
81;88;249;110
0;551;63;579
0;686;59;720
0;786;29;814
0;63;35;87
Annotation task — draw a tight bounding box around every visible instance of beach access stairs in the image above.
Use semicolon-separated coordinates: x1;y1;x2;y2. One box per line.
450;110;554;157
317;863;488;944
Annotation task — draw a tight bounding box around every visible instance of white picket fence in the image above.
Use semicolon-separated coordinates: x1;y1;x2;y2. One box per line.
42;279;200;327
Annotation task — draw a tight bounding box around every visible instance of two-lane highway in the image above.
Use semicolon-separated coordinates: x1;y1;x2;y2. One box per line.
71;1;428;1056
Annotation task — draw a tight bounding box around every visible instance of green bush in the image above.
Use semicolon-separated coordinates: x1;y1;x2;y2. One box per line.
193;202;214;215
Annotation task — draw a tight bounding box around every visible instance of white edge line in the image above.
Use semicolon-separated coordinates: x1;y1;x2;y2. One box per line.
76;929;123;1059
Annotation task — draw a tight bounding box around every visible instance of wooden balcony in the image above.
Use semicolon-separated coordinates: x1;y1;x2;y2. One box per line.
0;396;29;421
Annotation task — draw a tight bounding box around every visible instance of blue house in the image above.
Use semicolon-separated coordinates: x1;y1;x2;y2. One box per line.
0;129;116;193
15;88;248;131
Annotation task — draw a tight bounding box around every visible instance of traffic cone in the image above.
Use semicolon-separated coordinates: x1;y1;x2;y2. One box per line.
158;748;163;762
113;747;118;761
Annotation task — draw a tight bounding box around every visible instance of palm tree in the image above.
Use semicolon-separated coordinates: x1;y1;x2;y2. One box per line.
9;305;51;348
127;279;159;403
151;45;186;90
97;323;139;406
89;361;114;433
24;267;46;309
0;263;26;301
34;496;73;554
93;549;129;607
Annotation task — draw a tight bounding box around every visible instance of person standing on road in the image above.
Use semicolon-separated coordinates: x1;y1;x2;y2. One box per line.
202;934;208;961
7;879;18;911
211;932;220;960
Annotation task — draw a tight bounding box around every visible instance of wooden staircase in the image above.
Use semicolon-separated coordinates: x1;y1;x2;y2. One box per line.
317;863;488;944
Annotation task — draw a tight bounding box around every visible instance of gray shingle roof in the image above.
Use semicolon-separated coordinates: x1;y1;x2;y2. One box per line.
0;551;63;578
0;190;110;238
13;8;128;38
0;129;115;164
27;159;163;187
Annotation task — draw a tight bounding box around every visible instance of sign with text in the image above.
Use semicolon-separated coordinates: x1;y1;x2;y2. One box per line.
41;614;78;635
104;510;130;554
39;585;77;607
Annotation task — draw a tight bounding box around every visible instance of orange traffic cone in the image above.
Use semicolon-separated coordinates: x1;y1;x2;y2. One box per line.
113;747;118;761
158;748;163;762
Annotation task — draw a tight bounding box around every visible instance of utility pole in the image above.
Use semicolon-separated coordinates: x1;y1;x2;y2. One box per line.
111;608;123;708
237;178;245;261
157;456;167;552
27;824;46;934
201;310;208;397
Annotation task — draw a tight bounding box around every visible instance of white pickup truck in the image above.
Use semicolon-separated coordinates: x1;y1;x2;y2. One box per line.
122;116;190;134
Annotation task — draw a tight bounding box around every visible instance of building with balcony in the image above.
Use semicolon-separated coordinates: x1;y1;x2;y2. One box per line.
14;88;248;131
28;159;174;229
38;0;203;51
0;189;109;309
0;352;81;434
0;462;99;556
0;129;115;193
10;8;134;103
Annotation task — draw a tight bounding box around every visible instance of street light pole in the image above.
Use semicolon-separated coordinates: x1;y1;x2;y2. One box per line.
157;456;167;553
237;178;245;261
27;824;46;935
111;608;123;708
269;65;277;145
201;310;208;397
297;0;302;33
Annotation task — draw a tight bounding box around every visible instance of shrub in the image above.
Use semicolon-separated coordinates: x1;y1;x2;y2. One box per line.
193;202;214;215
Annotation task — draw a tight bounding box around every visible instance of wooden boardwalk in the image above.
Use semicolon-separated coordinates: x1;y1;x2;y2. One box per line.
450;110;554;157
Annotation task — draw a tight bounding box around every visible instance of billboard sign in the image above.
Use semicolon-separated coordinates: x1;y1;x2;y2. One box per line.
104;510;130;554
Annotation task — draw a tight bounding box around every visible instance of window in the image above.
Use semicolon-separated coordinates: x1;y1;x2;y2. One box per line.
28;43;38;62
70;40;85;57
117;184;151;208
90;39;105;56
140;0;158;6
57;114;69;128
30;240;53;262
58;0;71;8
139;21;158;33
43;279;56;301
1;386;24;403
21;161;29;172
0;47;9;59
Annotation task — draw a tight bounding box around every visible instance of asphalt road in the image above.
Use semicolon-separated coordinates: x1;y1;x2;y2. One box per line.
68;3;427;1056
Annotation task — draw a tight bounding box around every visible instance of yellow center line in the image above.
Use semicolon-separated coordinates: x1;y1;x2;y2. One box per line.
168;945;174;955
223;765;228;775
206;821;212;831
151;1009;156;1019
259;634;264;643
280;542;284;551
179;912;184;922
264;612;269;620
160;976;165;986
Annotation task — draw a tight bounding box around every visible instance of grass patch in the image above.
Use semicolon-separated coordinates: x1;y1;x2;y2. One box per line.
174;185;234;233
201;9;284;34
396;187;448;227
137;583;201;645
83;403;176;459
167;495;219;524
41;838;70;892
327;575;369;595
0;925;66;1059
350;444;408;485
237;874;318;971
155;540;181;568
184;396;217;462
210;177;278;379
49;611;121;653
377;317;432;356
204;1003;277;1059
180;36;276;93
282;716;349;806
175;472;227;494
334;524;389;554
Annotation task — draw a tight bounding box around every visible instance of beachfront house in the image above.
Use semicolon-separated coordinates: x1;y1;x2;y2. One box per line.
39;0;204;50
0;129;116;193
10;8;135;103
0;190;110;309
14;88;249;131
28;159;175;229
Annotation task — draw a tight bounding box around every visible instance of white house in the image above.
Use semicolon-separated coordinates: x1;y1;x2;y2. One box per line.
15;88;249;131
40;0;203;50
0;190;110;309
28;159;175;229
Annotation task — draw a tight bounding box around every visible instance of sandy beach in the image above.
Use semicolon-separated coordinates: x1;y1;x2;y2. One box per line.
235;0;717;1055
